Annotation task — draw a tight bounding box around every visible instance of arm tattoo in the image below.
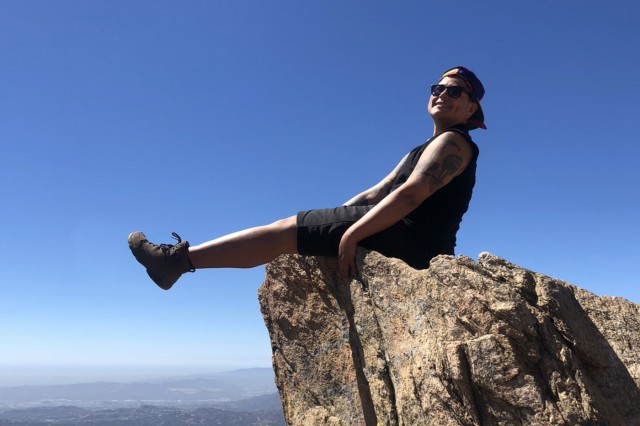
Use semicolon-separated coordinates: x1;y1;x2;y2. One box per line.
345;193;370;206
378;177;394;196
418;154;463;191
345;153;407;206
443;139;462;151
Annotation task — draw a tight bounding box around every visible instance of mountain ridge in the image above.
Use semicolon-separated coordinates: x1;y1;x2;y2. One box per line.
0;368;278;409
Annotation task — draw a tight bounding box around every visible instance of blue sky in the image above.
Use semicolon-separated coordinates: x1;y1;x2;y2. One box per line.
1;1;639;384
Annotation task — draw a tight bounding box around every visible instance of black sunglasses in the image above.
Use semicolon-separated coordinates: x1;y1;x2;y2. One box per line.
430;84;473;99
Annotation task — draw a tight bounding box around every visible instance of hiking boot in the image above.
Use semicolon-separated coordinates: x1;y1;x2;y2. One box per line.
128;231;195;290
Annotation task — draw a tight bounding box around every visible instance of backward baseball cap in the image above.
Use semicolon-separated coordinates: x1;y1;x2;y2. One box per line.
440;66;486;130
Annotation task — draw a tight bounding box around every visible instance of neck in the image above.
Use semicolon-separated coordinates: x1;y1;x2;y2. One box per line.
432;119;464;136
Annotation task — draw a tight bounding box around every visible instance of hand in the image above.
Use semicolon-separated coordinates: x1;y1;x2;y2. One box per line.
338;231;358;280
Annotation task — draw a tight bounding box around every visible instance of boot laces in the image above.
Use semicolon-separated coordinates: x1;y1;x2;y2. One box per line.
157;232;183;255
157;232;195;273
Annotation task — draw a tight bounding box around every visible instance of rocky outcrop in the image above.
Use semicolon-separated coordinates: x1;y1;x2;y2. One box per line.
258;250;640;426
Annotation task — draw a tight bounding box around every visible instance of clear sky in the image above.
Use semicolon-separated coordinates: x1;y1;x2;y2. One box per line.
1;1;639;385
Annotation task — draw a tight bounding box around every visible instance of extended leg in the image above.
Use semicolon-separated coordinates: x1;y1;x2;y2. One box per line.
188;216;298;269
128;216;298;290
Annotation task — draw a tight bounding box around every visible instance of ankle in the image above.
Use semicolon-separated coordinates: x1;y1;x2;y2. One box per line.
186;246;200;270
185;246;196;272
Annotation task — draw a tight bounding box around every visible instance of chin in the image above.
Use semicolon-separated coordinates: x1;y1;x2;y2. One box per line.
429;110;451;120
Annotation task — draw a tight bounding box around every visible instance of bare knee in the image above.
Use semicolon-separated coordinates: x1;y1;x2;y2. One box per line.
267;215;298;253
270;215;297;230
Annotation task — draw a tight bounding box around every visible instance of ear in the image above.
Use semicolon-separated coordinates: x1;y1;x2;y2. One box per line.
466;101;478;121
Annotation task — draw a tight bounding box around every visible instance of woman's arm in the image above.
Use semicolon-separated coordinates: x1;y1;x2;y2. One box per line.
343;154;409;206
338;132;473;278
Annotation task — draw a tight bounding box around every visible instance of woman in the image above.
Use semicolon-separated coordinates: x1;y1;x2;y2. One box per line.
128;66;486;290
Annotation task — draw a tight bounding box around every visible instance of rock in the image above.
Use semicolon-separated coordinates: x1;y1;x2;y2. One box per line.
258;250;640;426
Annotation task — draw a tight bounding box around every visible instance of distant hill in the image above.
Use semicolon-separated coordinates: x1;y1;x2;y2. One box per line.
0;368;278;409
0;404;285;425
0;369;284;425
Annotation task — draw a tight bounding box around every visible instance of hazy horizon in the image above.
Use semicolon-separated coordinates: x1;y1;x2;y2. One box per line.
0;363;273;387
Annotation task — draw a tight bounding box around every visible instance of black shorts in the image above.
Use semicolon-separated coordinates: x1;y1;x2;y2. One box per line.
296;206;438;269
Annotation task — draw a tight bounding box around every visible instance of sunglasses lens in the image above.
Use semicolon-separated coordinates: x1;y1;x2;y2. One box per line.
447;86;463;98
431;85;445;96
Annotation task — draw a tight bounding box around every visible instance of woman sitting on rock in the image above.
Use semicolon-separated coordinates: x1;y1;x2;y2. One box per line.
128;66;486;290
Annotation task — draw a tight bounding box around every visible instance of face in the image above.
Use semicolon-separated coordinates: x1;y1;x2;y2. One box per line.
428;76;478;126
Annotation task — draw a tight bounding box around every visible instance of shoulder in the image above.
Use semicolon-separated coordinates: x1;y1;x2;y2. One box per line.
432;128;479;159
428;130;474;157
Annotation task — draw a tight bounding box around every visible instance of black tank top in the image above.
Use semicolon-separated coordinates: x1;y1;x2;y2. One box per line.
390;124;479;255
